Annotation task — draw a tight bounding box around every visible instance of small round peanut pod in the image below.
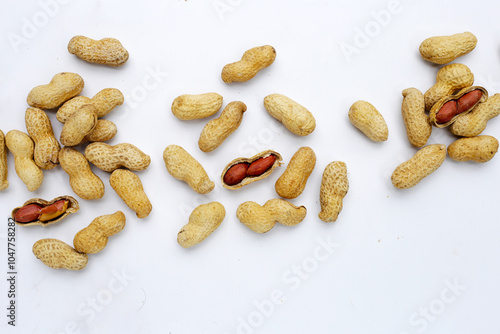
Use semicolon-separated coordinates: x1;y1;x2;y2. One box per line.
5;130;43;192
198;101;246;152
348;101;388;142
0;130;8;191
60;104;98;146
171;93;223;120
84;119;117;142
318;161;349;223
447;136;499;163
163;145;214;194
221;45;276;83
177;202;225;248
33;238;88;270
68;36;129;67
27;72;84;109
401;88;432;147
419;32;477;65
450;94;500;137
391;144;446;189
275;147;316;199
263;94;316;136
73;211;126;254
25;107;60;169
109;169;152;218
85;142;150;172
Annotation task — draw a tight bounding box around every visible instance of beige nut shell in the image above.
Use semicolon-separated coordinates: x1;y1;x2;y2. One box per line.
448;136;499;163
68;36;129;67
221;150;283;189
402;88;432;147
60;104;98;146
264;94;316;136
178;202;226;248
57;88;124;122
11;195;79;227
318;161;349;223
27;72;84;109
85;142;151;172
33;238;88;270
451;94;500;137
348;101;388;142
419;32;477;65
221;45;276;83
73;211;126;254
84;119;117;142
275;147;316;199
110;169;152;218
25;107;60;169
0;130;8;191
171;93;223;120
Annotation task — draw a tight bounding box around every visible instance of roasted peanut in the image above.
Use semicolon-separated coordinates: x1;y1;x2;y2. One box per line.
84;120;117;142
13;197;76;226
171;93;223;120
222;150;282;189
429;86;487;127
33;238;88;270
13;204;42;223
401;88;432;147
85;143;150;172
221;45;276;83
447;136;499;163
318;161;349;223
68;36;129;67
391;144;446;189
60;104;98;146
198;101;246;152
236;199;307;233
348;101;388;142
0;130;8;191
5;130;43;191
424;63;474;111
74;211;126;254
178;202;225;248
163;145;214;194
275;147;316;199
57;88;124;122
59;147;105;200
451;94;500;137
25;107;60;169
419;32;477;65
27;72;84;109
264;94;316;136
109;169;152;218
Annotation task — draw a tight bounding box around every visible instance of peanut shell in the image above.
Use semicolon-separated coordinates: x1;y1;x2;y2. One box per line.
110;169;152;218
73;211;126;254
447;136;499;163
348;101;388;142
450;94;500;137
177;202;225;248
275;147;316;199
11;196;79;227
33;238;88;270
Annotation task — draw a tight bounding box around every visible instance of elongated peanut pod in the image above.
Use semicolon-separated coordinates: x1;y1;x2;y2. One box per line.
391;144;446;189
171;93;223;120
178;202;225;248
110;169;151;218
0;130;8;191
5;130;43;191
74;211;126;254
348;101;388;142
264;94;316;136
60;104;98;146
163;145;214;194
275;147;316;199
402;88;432;147
68;36;129;67
85;142;150;172
25;108;60;169
222;45;276;83
318;161;348;223
33;238;88;270
198;101;246;152
450;94;500;137
447;136;499;163
419;32;477;65
27;72;84;109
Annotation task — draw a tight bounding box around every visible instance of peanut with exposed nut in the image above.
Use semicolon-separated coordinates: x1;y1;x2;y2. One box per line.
33;238;88;270
73;211;126;254
171;93;223;120
25;107;60;169
60;104;98;146
221;45;276;83
27;72;84;109
263;94;316;136
178;202;225;248
68;36;129;67
447;136;499;163
275;147;316;199
0;130;8;191
12;196;78;226
401;88;432;147
318;161;349;223
419;32;477;65
85;142;150;172
450;94;500;137
348;101;388;142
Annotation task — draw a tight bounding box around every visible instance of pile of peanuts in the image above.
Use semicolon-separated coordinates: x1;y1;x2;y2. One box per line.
1;31;498;270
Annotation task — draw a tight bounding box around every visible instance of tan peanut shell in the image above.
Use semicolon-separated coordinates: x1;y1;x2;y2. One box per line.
419;32;477;65
0;130;8;191
84;119;117;142
429;86;488;128
68;36;129;67
73;211;126;254
198;101;246;152
424;63;474;111
5;130;43;191
60;104;98;146
275;147;316;199
57;88;124;122
27;72;84;109
33;238;88;270
236;198;307;233
391;144;446;189
318;161;349;223
447;136;499;163
402;88;432;147
450;94;500;137
110;169;152;218
221;150;283;189
178;202;225;248
59;147;105;200
221;45;276;83
11;195;79;227
348;101;388;142
85;142;150;172
25;108;60;169
264;94;316;136
163;145;214;194
171;93;223;120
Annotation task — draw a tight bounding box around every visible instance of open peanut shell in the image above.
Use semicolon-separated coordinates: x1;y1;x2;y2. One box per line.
11;195;79;227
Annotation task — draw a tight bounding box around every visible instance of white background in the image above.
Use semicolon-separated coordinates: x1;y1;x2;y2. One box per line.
1;0;500;333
